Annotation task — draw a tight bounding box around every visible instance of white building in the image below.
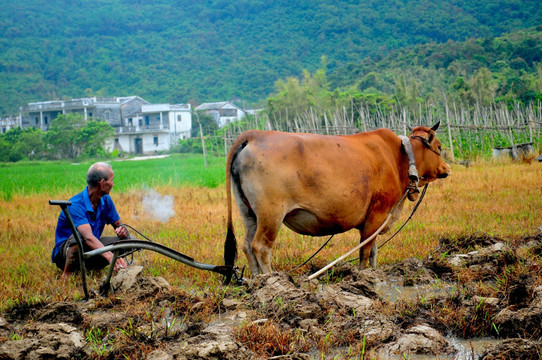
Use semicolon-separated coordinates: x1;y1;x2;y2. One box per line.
0;116;20;134
107;103;191;154
19;96;149;131
195;101;246;128
19;96;192;155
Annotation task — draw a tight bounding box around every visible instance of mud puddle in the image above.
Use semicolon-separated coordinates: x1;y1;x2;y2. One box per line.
375;278;456;303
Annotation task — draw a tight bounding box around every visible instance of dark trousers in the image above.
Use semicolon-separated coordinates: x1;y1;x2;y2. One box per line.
54;235;128;272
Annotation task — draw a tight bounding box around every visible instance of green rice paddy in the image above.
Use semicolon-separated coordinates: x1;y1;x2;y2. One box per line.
0;154;226;200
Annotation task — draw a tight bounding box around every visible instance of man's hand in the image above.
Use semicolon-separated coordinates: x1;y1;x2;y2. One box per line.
115;224;129;239
114;257;127;271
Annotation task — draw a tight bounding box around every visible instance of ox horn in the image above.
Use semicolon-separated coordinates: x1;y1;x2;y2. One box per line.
407;123;414;132
430;120;440;131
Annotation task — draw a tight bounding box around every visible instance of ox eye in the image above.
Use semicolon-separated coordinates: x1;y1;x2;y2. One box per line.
438;145;442;151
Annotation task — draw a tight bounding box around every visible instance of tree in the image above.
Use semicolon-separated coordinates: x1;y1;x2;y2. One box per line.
44;113;87;159
0;138;10;162
44;114;115;159
193;111;219;137
78;120;114;156
0;127;43;162
302;56;332;110
2;127;22;146
467;67;496;105
534;62;542;94
0;118;114;162
394;73;421;109
265;57;335;126
12;128;44;160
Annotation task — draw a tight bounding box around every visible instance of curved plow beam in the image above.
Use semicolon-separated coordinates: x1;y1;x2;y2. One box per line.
85;240;244;295
49;200;244;300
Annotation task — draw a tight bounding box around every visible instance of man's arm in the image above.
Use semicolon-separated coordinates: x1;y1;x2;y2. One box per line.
77;224;127;270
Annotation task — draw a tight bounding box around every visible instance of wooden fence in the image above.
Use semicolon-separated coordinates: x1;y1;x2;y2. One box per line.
187;101;542;163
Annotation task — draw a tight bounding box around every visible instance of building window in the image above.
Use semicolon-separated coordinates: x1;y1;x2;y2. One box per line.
88;112;93;118
105;112;110;121
145;116;149;126
153;136;158;146
44;116;48;125
219;109;237;117
35;117;39;125
128;118;133;126
115;138;119;143
177;115;182;122
156;115;160;121
138;119;142;126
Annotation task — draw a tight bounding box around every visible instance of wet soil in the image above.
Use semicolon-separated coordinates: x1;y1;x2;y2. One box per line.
1;233;542;359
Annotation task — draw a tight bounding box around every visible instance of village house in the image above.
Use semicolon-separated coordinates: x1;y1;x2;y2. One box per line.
195;101;246;128
0;115;20;134
18;96;192;155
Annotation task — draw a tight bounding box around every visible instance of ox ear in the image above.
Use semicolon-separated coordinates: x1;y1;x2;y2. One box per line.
430;120;440;132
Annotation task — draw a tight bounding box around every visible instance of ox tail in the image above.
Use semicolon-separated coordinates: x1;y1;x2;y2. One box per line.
223;131;254;284
223;226;237;285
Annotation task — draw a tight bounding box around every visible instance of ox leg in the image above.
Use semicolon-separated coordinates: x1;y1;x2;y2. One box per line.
242;218;259;275
358;237;377;270
251;218;282;274
232;184;261;275
239;211;282;276
369;241;377;268
234;202;260;275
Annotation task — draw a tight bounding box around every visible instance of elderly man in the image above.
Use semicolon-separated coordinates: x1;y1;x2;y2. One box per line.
52;162;129;278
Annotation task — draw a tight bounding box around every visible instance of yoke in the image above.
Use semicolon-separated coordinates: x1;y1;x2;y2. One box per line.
50;200;243;299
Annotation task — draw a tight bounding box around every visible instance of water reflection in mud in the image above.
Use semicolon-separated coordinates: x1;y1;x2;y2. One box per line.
374;279;500;359
448;336;501;360
375;278;456;303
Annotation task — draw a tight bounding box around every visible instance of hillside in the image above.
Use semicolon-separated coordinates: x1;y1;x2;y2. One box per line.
1;0;542;115
328;26;542;104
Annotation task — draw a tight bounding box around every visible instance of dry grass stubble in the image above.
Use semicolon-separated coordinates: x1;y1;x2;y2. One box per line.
0;160;541;309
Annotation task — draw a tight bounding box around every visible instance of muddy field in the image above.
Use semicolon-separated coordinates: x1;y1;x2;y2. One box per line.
1;233;542;359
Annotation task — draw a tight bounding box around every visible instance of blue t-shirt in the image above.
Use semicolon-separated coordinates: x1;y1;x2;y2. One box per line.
52;187;120;262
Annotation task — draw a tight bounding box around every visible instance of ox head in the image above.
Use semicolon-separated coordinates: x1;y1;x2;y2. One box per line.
408;121;451;187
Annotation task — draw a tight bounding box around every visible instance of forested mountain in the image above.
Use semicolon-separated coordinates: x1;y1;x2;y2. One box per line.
328;26;542;106
1;0;542;115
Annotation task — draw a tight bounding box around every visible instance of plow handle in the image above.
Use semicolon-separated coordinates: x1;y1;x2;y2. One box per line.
49;199;90;299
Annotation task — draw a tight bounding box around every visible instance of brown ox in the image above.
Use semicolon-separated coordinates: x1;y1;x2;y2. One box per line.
223;122;451;279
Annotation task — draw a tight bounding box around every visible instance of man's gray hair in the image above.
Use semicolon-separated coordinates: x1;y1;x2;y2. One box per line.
87;162;113;187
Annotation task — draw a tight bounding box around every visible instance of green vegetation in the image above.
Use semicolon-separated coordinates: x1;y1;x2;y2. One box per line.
1;1;542;114
0;154;225;200
263;28;542;123
329;27;542;108
0;114;114;162
1;2;542;164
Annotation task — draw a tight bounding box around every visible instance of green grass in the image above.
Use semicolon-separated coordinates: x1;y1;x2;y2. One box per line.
0;154;226;200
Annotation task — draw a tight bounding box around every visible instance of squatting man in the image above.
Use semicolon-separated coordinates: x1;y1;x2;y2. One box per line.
51;162;130;278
